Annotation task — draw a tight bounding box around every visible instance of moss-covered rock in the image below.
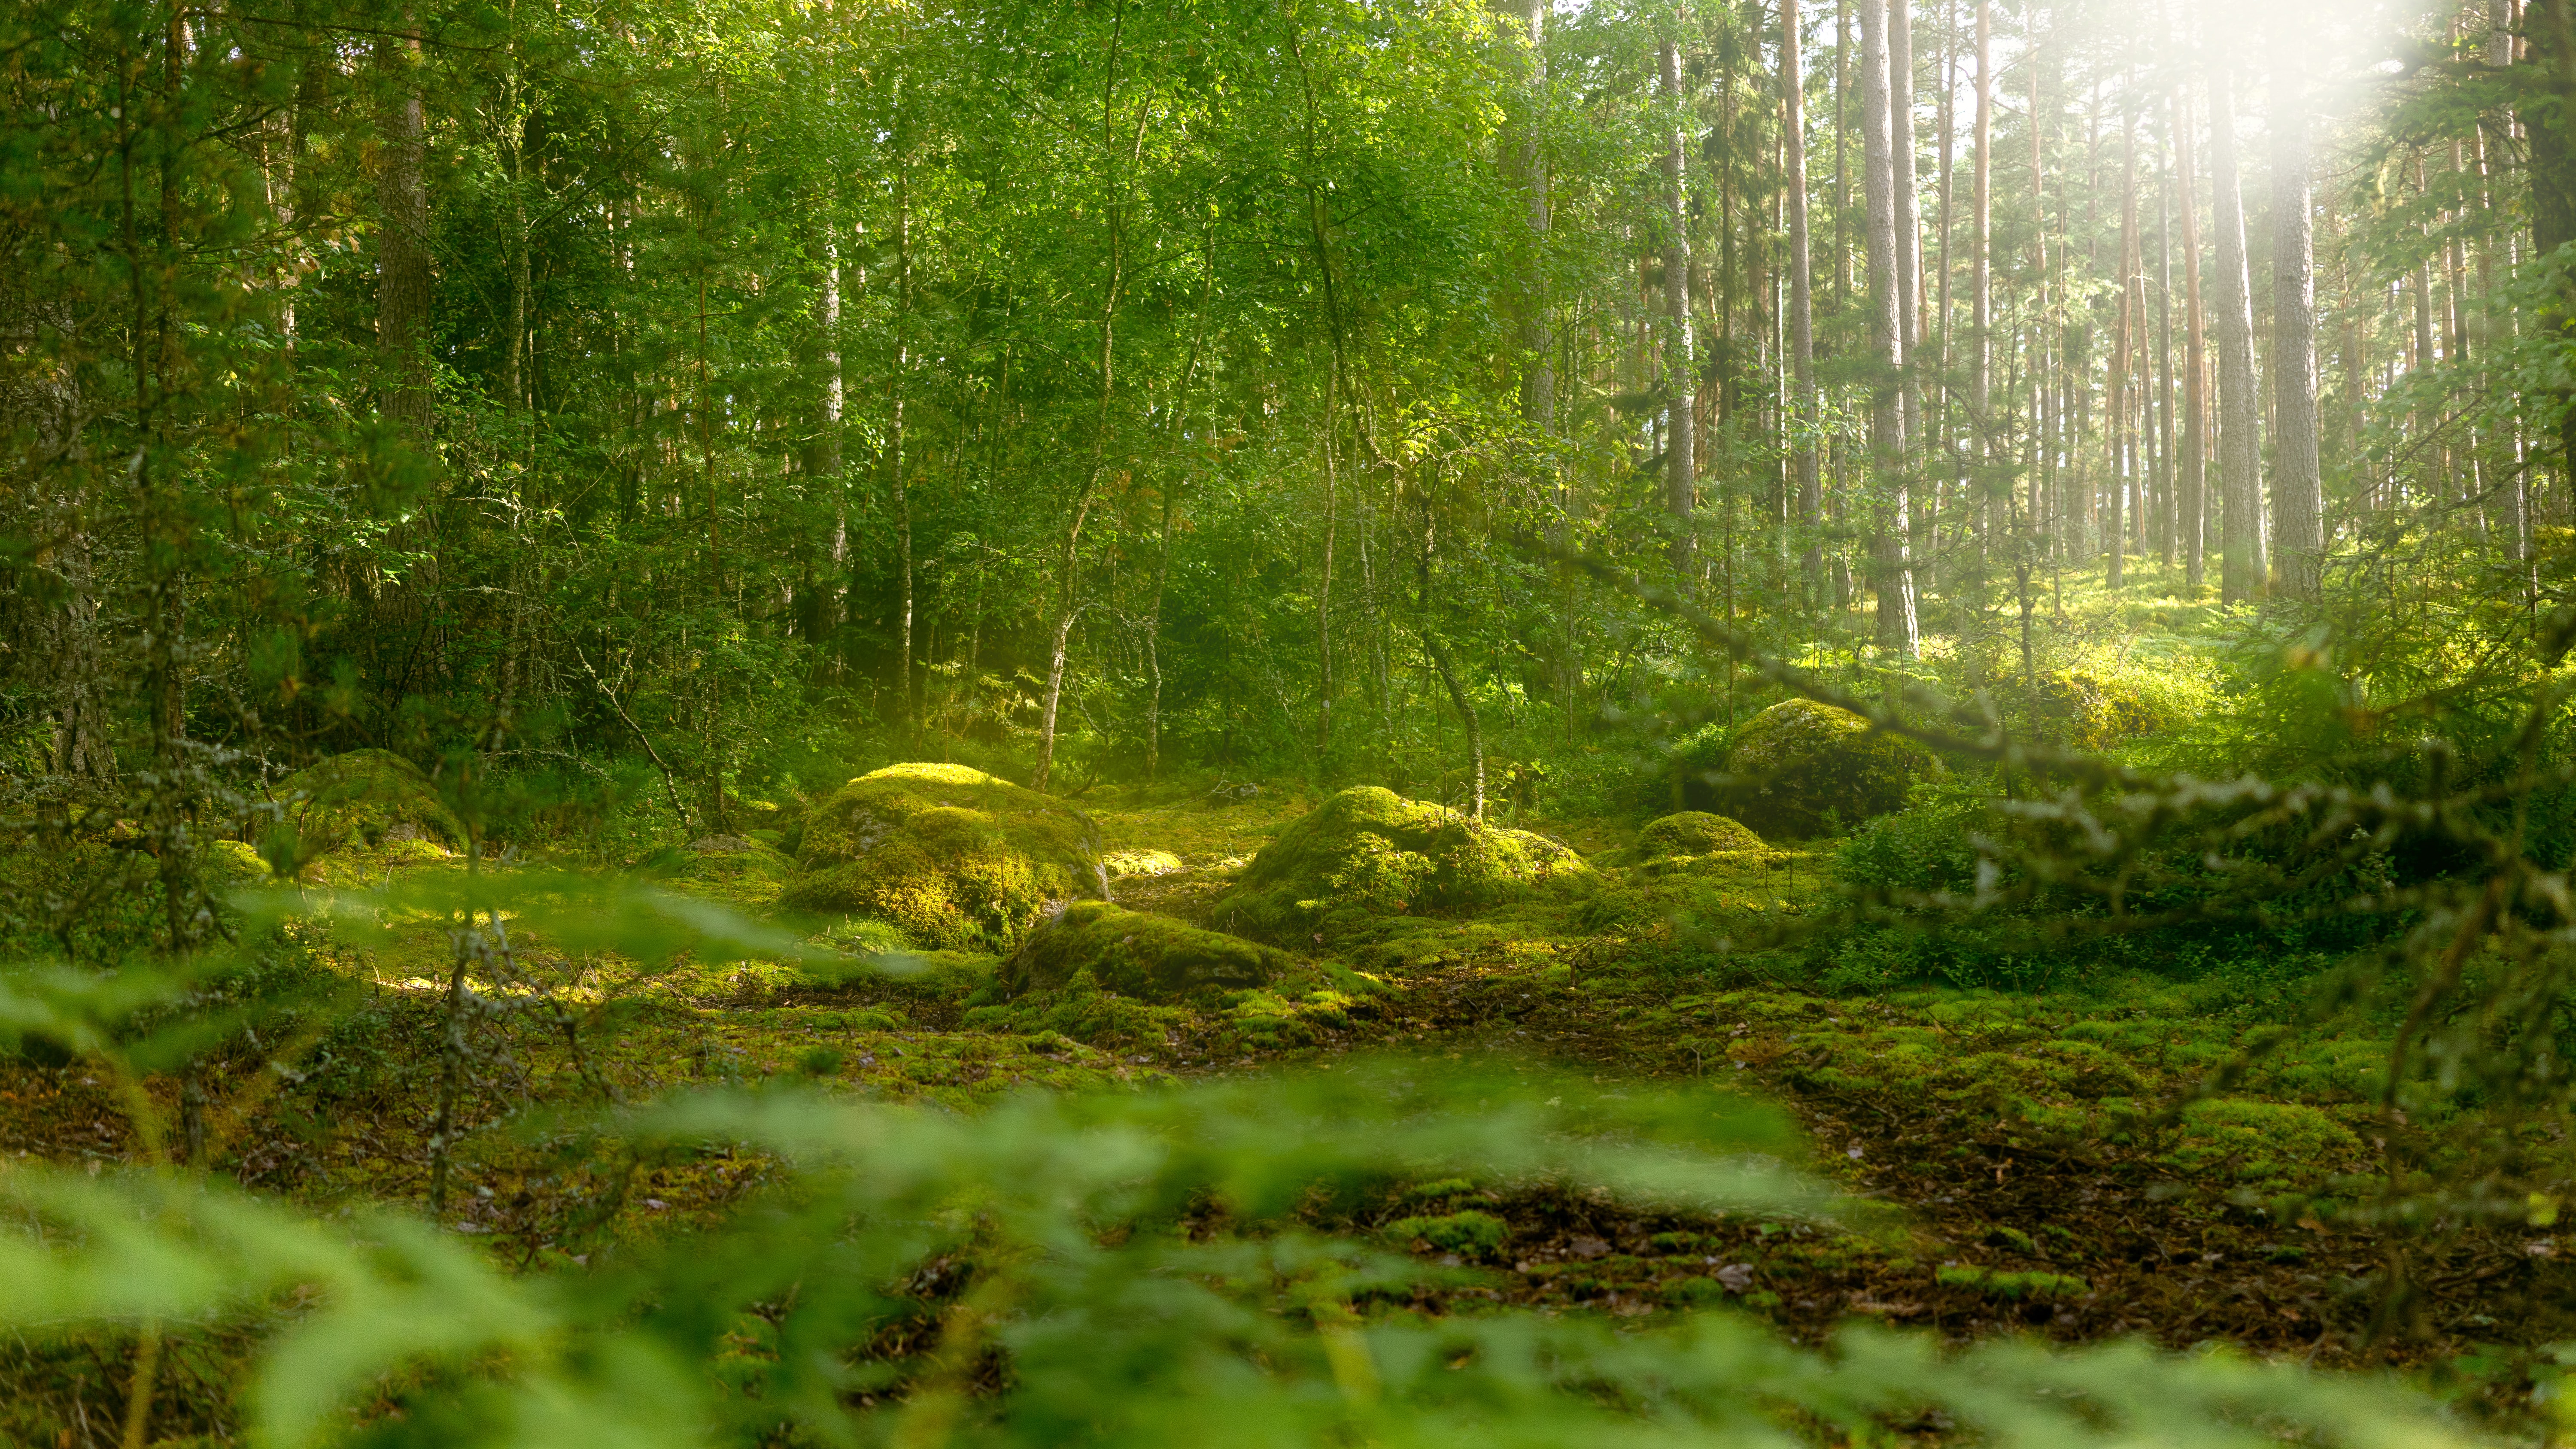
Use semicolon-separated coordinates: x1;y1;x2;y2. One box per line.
2030;670;2167;751
1640;811;1765;858
1209;786;1595;939
662;835;799;908
1696;700;1936;838
270;749;466;854
998;900;1288;1002
778;763;1103;952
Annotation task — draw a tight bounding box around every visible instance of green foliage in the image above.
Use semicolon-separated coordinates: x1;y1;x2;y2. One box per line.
0;1047;2485;1449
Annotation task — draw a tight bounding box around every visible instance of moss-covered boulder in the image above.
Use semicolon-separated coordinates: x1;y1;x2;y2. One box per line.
270;749;465;854
778;763;1103;952
1694;700;1935;838
2030;670;2167;751
998;900;1289;1002
1210;786;1595;939
1639;811;1765;858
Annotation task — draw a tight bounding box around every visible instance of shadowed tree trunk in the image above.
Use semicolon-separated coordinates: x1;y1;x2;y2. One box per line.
374;14;432;444
2176;84;2208;590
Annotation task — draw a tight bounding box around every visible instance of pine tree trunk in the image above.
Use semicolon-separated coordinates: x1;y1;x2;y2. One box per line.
1971;0;1991;549
1859;0;1918;654
1660;38;1698;579
374;14;432;442
1786;0;1822;607
2207;62;2264;602
2268;21;2324;599
1501;0;1553;436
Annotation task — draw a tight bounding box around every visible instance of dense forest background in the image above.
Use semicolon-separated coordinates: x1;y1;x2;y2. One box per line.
17;0;2576;1445
13;0;2559;823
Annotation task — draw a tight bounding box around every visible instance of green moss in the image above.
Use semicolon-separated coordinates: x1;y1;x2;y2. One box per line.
1639;811;1766;858
1935;1267;2089;1299
662;835;799;908
1696;700;1938;839
2163;1099;2361;1186
268;748;466;858
1385;1209;1510;1261
999;900;1288;1002
779;763;1103;952
2031;670;2169;750
1209;787;1596;941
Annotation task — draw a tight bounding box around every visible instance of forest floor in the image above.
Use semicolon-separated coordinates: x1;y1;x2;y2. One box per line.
5;773;2568;1428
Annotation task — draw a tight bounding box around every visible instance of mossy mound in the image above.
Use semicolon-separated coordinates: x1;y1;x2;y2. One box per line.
1210;786;1595;940
778;763;1103;952
270;749;465;854
1640;811;1765;858
2031;670;2167;751
1697;700;1936;838
662;835;799;908
998;900;1288;1002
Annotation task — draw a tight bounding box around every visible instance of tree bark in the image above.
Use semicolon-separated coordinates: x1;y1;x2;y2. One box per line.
373;13;432;444
2176;85;2208;590
2522;0;2576;483
2268;20;2323;599
1660;38;1698;579
1971;0;1990;544
1786;0;1822;607
2207;60;2264;602
1499;0;1552;435
1859;0;1918;654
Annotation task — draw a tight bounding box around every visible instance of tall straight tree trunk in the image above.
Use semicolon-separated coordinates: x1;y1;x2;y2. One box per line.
1505;0;1553;436
2156;104;2177;566
1859;0;1918;654
2207;61;2264;602
2492;0;2530;568
374;15;432;443
2268;20;2324;599
2522;0;2576;534
2107;103;2137;589
1660;37;1698;578
2176;85;2209;590
1971;0;1991;546
1787;0;1823;608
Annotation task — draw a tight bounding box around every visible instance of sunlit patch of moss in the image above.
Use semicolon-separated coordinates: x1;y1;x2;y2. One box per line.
961;964;1188;1048
1210;787;1596;942
1000;900;1288;1002
781;764;1103;952
1101;848;1185;879
1385;1209;1511;1261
